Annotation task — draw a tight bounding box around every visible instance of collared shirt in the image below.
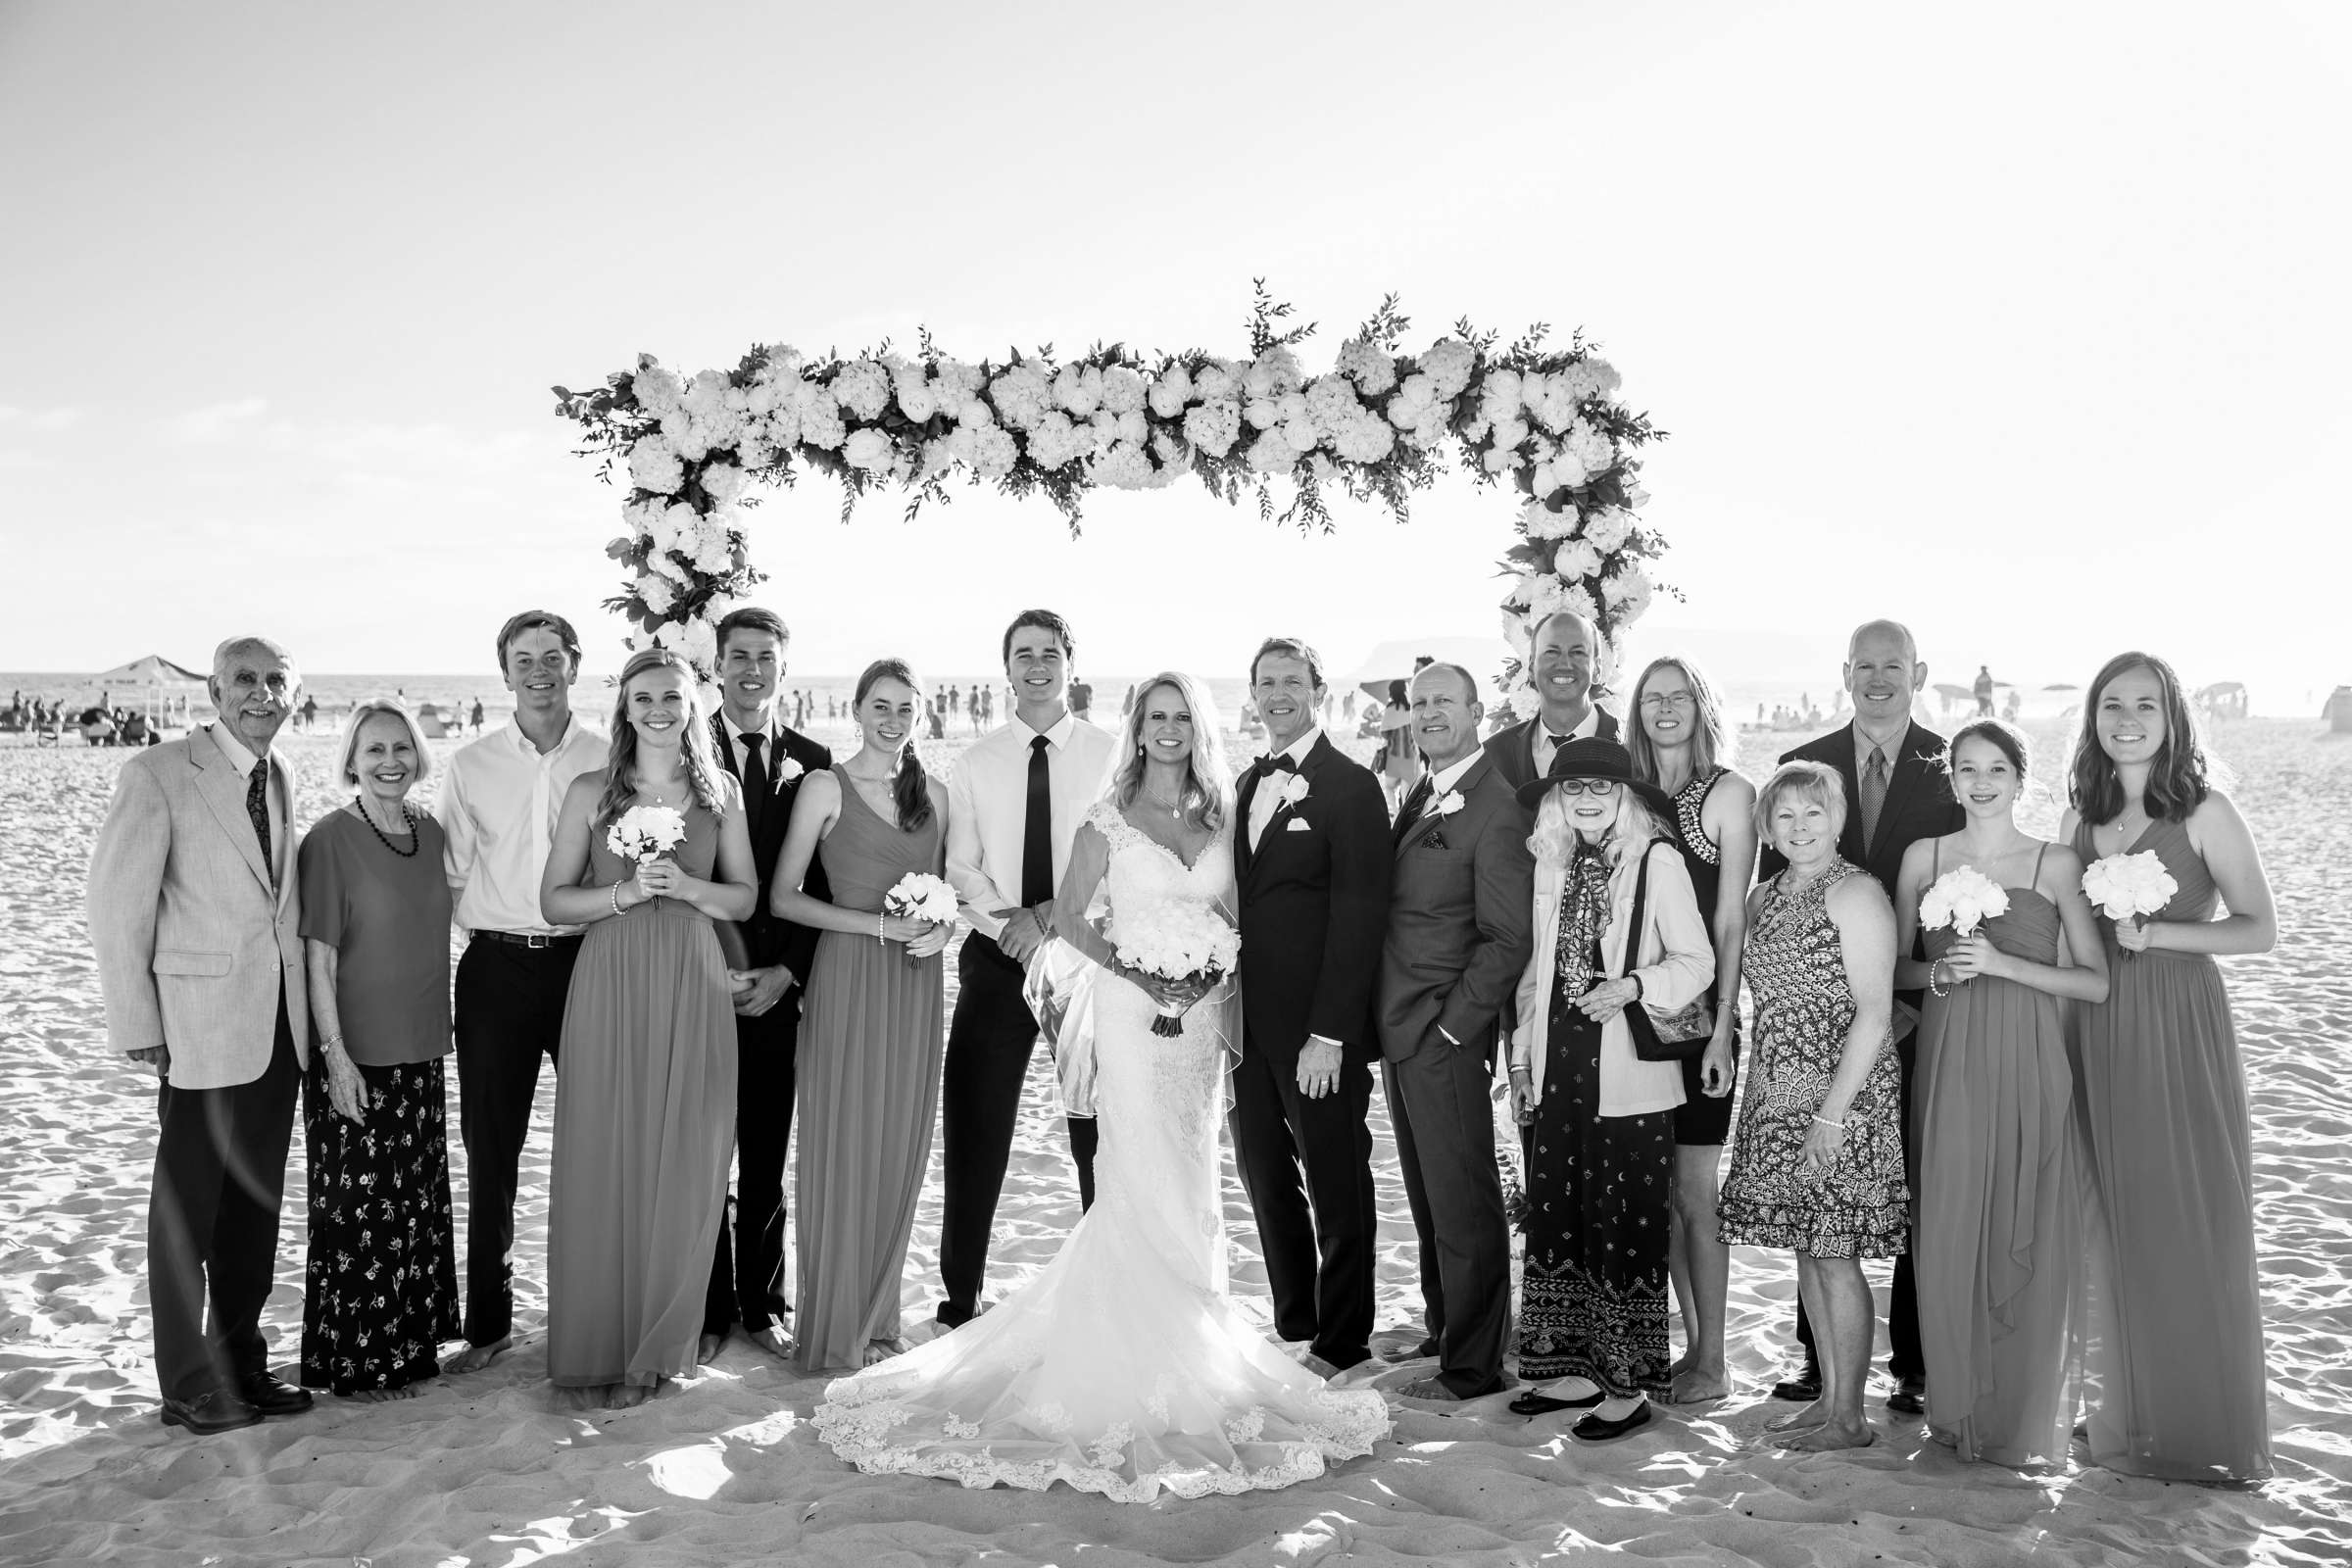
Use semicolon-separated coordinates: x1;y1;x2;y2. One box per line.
717;708;778;774
437;714;608;935
1532;705;1602;772
1247;725;1324;850
206;723;289;886
1425;749;1480;800
946;710;1120;939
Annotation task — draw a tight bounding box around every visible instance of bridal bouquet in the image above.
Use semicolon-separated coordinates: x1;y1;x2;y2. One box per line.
607;805;687;865
1113;902;1241;1037
2082;851;2177;956
884;871;959;967
1919;865;2009;940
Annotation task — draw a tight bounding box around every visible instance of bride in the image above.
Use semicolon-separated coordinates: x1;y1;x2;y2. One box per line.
812;671;1391;1499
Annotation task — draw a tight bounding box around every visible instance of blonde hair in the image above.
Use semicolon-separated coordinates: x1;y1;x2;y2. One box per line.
333;698;433;793
1110;671;1232;832
594;648;729;831
1754;760;1848;845
1529;782;1665;869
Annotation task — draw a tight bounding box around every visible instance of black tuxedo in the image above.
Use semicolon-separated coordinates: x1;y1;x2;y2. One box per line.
1375;757;1534;1395
1480;706;1623;793
703;710;833;1339
1760;718;1961;1383
1231;733;1391;1367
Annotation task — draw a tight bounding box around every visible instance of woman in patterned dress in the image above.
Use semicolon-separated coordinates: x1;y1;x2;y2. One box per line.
1503;738;1714;1443
1717;760;1906;1452
295;699;460;1399
1627;655;1756;1404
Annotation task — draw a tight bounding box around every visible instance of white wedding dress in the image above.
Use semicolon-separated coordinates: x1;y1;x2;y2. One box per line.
811;802;1391;1500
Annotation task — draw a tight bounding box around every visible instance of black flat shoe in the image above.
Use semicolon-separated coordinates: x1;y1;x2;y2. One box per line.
1571;1400;1653;1443
1509;1387;1607;1416
1771;1371;1823;1402
1886;1375;1926;1416
161;1390;263;1436
239;1370;315;1416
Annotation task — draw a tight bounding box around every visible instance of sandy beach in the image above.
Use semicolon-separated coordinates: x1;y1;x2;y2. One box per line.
3;715;2347;1567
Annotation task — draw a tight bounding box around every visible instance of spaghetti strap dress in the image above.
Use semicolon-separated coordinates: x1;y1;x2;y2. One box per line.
794;767;948;1373
1913;842;2085;1468
2069;815;2270;1483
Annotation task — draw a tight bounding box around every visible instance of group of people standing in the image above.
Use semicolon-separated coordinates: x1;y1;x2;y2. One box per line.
84;601;2273;1495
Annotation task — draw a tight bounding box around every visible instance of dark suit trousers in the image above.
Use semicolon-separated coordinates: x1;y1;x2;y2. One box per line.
1230;1034;1378;1367
453;935;579;1347
1793;1030;1922;1380
935;934;1099;1326
149;990;299;1402
1385;1037;1510;1396
705;998;797;1336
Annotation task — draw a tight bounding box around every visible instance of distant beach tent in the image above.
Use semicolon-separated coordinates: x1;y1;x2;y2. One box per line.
89;654;207;722
2199;681;2249;720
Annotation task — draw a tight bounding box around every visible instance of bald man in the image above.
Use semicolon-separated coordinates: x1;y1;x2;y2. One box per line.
1484;610;1620;790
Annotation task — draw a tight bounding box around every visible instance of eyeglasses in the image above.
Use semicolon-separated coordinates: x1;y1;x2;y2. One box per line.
1637;691;1695;711
1552;778;1619;796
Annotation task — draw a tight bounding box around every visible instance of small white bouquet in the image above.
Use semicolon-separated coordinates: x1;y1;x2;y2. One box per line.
2082;851;2178;956
1919;865;2010;940
607;805;688;865
1113;901;1241;1037
883;871;958;966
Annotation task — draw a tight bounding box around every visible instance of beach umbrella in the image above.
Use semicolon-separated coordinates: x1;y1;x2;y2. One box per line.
2042;683;2079;692
87;654;207;723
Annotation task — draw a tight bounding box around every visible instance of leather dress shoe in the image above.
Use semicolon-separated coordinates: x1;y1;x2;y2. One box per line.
1571;1399;1653;1443
1886;1374;1927;1416
1771;1369;1824;1402
239;1370;316;1416
1382;1337;1440;1363
161;1389;264;1435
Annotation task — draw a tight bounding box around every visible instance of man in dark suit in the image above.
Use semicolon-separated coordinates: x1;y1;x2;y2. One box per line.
1232;636;1393;1376
1483;609;1621;792
701;607;833;1361
1374;663;1535;1400
1758;617;1961;1415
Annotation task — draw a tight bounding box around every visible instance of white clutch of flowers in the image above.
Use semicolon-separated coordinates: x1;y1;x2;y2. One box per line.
883;871;959;924
607;804;688;863
1113;902;1242;1036
1919;864;2009;939
2082;850;2178;922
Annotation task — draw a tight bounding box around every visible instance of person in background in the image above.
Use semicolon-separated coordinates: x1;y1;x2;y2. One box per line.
296;699;459;1401
1625;655;1756;1405
1718;760;1906;1452
469;697;485;735
86;636;313;1435
300;693;318;732
436;611;607;1375
1973;665;1995;716
1485;610;1621;792
1370;678;1425;817
2061;652;2276;1484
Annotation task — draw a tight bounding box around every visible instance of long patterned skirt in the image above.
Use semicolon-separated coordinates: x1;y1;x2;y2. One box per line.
1516;1004;1674;1396
300;1056;461;1395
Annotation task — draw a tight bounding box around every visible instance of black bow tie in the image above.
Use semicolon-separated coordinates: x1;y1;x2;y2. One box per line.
1250;755;1297;780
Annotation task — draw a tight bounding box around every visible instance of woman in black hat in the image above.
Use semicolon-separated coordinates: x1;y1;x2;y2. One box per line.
1503;737;1715;1441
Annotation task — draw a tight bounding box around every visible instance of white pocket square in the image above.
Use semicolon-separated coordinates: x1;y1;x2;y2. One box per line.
1285;817;1311;832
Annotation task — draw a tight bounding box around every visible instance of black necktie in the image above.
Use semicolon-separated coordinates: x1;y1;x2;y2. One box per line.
245;761;272;878
1394;774;1434;840
1250;754;1296;780
740;732;767;834
1021;734;1053;907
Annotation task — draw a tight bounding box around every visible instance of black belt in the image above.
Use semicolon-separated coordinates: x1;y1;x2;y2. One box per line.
471;929;584;950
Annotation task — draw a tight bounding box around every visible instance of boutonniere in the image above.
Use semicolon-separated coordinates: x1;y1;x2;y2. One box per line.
1275;774;1311;811
1428;790;1463;821
775;757;805;786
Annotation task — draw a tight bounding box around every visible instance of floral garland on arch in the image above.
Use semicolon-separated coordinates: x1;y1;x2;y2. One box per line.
553;285;1670;691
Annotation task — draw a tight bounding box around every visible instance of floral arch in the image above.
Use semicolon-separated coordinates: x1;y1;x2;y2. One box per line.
556;286;1669;711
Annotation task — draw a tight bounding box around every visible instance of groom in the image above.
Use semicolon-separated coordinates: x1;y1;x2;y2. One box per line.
1232;636;1391;1376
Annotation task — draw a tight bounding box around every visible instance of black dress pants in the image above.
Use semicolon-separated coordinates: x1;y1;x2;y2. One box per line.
453;934;579;1347
1229;1033;1377;1368
150;991;299;1402
1793;1030;1923;1380
705;997;797;1337
1385;1034;1511;1396
934;933;1098;1327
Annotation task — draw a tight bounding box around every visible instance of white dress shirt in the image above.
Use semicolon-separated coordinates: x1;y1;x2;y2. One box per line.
437;714;608;935
718;709;777;773
1530;705;1603;774
1424;749;1480;802
1246;725;1324;851
946;710;1120;939
206;723;290;887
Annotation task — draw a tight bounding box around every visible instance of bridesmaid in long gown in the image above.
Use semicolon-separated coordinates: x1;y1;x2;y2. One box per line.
2060;652;2277;1485
540;648;758;1408
1891;719;2107;1469
770;658;953;1374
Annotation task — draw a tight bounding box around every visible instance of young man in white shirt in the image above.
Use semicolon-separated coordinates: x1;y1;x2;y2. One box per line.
436;611;607;1374
934;609;1118;1329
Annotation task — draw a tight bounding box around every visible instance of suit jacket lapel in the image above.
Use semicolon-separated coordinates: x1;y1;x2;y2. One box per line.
193;728;272;894
1396;755;1485;857
1235;767;1260;886
1872;722;1931;860
1826;725;1866;865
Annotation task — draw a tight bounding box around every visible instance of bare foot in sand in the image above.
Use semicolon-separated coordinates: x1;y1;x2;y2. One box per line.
340;1385;424;1403
1767;1399;1831;1433
862;1338;907;1367
1669;1364;1730;1403
1782;1419;1874;1451
607;1381;654;1409
698;1331;727;1363
745;1327;793;1361
443;1336;511;1375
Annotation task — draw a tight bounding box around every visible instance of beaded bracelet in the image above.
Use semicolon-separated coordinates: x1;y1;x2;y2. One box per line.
1927;957;1952;998
1812;1112;1846;1130
610;880;624;916
875;911;885;945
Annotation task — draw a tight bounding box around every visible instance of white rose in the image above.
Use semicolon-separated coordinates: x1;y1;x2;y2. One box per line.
1054;365;1102;416
844;428;894;471
1147;365;1193;418
897;377;938;423
1553;540;1603;581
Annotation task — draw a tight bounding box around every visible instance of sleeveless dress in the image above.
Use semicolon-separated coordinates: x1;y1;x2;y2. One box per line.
794;767;948;1374
546;793;739;1389
1912;843;2084;1468
2069;815;2270;1483
1666;765;1739;1146
1717;859;1908;1256
812;802;1390;1501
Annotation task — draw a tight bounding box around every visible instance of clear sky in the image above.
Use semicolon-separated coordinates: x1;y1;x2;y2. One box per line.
2;1;2345;707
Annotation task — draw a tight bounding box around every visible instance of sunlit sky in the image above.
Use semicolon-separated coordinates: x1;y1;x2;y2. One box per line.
3;1;2345;708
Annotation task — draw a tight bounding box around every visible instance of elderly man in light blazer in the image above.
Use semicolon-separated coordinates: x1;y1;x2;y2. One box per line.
87;635;315;1435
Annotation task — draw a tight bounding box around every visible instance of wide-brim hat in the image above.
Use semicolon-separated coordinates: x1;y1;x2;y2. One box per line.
1515;734;1677;818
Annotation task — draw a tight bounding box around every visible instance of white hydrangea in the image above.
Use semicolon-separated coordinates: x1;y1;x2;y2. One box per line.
632;360;684;415
628;435;684;496
1025;411;1089;469
1244;428;1302;474
931;358;986;417
1419;338;1476;400
1190;360;1240;402
1184;399;1241;457
1098;365;1146;416
700;462;749;505
1491;416;1530;452
1524;573;1568;619
1335;337;1397;395
968;423;1019;477
1523;500;1578;541
990;364;1052;430
1584;506;1633;554
1501;610;1533;658
636;572;675;615
831;360;892;420
1564;416;1615;479
1560;582;1601;625
1242;347;1303;400
796;393;846;451
1603;564;1655;621
1506;683;1544;722
1088;440;1155;490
